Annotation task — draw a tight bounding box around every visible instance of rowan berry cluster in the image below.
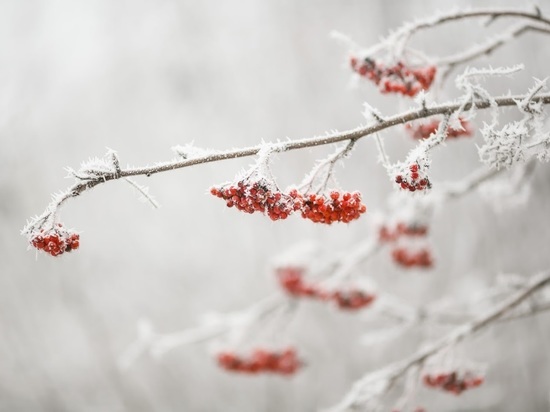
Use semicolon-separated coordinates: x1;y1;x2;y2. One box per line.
30;224;80;257
216;347;301;375
300;191;367;224
391;247;433;268
379;222;429;242
332;289;376;310
210;179;302;221
350;56;436;97
394;163;431;192
423;370;484;395
406;118;473;140
276;267;377;310
276;267;329;300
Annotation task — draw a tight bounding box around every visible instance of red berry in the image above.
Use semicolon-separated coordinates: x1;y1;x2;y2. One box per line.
406;117;473;140
391;247;433;268
210;179;302;221
353;59;436;97
300;191;366;225
29;225;80;257
357;65;368;76
333;289;376;310
422;369;484;395
215;347;301;375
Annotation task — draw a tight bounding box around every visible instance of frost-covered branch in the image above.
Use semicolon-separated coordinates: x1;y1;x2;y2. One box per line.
441;166;503;199
330;270;550;411
118;294;285;369
391;7;550;57
22;92;550;242
438;23;550;82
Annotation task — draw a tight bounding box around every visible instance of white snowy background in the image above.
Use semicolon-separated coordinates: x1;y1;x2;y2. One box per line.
1;0;550;411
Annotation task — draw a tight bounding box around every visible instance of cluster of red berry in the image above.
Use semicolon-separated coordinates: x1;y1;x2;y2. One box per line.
276;267;377;310
332;290;376;310
276;267;328;299
350;56;436;97
212;182;367;225
210;179;302;221
391;247;433;268
216;347;301;375
395;164;431;192
30;224;80;257
406;118;473;140
379;222;429;242
300;191;367;224
423;370;484;395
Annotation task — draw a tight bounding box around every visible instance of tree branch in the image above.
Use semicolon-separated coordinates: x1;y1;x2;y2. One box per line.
331;270;550;411
22;92;550;237
437;24;550;83
121;94;550;178
394;8;550;55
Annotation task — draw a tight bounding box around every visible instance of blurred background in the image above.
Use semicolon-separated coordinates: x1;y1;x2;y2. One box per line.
1;0;550;411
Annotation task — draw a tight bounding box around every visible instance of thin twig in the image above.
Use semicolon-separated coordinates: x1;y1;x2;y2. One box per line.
124;178;160;209
299;139;357;193
118;294;284;367
394;8;550;56
441;166;503;199
438;24;550;83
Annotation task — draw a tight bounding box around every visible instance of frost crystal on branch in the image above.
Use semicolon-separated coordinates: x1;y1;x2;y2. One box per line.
172;142;219;160
68;155;116;181
478;121;527;169
478;78;549;169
